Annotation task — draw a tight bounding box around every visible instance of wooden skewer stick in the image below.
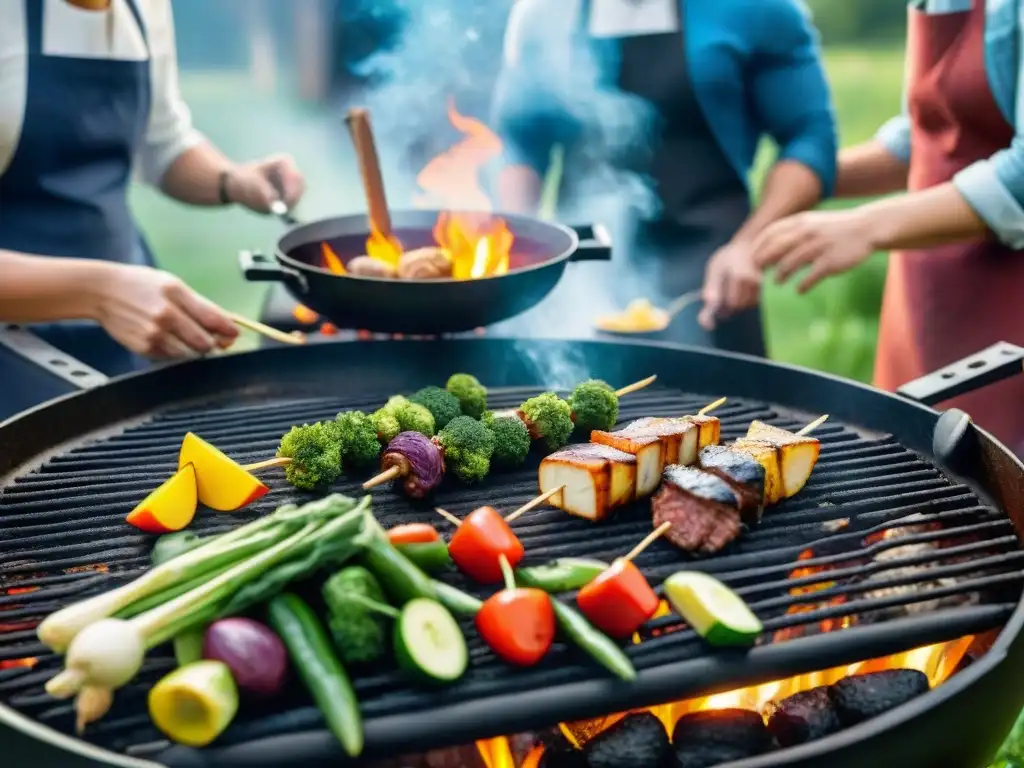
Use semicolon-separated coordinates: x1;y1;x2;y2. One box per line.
621;521;673;562
435;507;463;527
615;375;657;398
797;414;829;436
363;465;402;489
504;486;564;524
243;456;292;471
698;397;727;416
345;108;394;241
229;312;306;346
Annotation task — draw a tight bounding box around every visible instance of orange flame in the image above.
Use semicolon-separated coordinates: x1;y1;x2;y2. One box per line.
365;224;403;269
320;243;346;274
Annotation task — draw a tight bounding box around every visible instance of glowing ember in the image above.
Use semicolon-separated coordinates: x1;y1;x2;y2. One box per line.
292;304;319;324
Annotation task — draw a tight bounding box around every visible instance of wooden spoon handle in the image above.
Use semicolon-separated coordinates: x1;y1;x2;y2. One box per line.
345;108;393;239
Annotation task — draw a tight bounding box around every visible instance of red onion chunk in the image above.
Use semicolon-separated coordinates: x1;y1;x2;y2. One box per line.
385;432;445;495
202;618;289;697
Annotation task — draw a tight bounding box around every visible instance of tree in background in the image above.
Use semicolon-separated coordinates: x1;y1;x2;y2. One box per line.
806;0;907;44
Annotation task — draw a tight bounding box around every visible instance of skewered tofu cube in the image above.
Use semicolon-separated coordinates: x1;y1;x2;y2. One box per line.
745;420;821;498
539;443;637;521
590;417;702;497
730;439;784;505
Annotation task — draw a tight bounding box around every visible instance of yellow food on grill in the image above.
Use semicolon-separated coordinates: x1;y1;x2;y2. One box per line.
745;420;821;498
730;439;785;505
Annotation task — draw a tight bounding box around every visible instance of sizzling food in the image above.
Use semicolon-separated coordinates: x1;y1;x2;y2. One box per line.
652;465;742;554
538;443;637;521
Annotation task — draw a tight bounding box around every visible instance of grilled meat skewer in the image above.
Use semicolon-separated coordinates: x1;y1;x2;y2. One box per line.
653;465;744;554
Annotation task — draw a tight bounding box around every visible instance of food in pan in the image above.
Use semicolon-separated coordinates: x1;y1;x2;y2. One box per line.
178;433;271;510
538;443;638;521
663;570;763;647
396;246;453;279
482;410;532;469
409;385;463;430
276;422;343;490
595;298;671;333
446;372;487;419
653;465;743;554
347;254;397;278
125;464;198;534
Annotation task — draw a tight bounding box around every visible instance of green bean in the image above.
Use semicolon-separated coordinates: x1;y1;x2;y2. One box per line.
516;558;609;593
395;541;453;575
362;535;438;604
267;593;363;757
551;600;636;682
432;581;483;617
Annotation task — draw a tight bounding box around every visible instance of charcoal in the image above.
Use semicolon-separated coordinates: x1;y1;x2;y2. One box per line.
539;732;587;768
670;709;773;768
828;669;930;726
765;687;841;747
582;712;671;768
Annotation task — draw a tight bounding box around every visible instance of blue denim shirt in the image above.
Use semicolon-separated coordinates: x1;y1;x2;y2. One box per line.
491;0;838;197
877;0;1024;248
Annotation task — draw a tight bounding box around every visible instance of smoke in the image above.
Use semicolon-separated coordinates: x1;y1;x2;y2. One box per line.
510;341;592;391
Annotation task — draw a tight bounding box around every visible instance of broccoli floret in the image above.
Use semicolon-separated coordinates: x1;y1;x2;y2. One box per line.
322;566;389;665
276;422;342;490
482;411;532;469
394;401;435;437
409;385;462;430
369;407;401;442
334;410;382;467
446;373;487;420
437;415;494;483
520;392;574;451
385;395;410;412
568;379;619;432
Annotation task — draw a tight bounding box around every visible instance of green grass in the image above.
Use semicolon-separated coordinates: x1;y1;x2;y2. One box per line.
140;44;906;374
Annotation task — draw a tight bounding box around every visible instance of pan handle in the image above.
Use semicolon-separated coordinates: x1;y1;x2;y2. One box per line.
0;325;109;390
896;341;1024;405
567;223;612;261
239;250;309;293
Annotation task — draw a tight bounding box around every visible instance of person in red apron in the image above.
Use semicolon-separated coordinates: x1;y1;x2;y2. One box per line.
0;0;305;420
749;0;1024;455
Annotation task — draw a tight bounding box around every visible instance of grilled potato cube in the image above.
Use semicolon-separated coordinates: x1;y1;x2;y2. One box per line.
746;420;821;498
731;439;784;505
687;415;722;450
590;429;664;497
539;443;637;521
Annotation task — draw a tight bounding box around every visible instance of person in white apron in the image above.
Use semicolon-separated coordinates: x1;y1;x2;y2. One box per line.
489;0;836;351
0;0;305;419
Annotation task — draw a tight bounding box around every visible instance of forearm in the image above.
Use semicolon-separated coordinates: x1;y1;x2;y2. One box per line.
834;140;910;199
159;141;236;206
733;160;823;244
0;251;111;323
860;183;988;251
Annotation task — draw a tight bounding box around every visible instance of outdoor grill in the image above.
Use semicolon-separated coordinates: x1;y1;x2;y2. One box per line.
2;334;1024;768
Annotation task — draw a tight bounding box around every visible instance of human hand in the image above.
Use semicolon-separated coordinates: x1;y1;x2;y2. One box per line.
698;239;762;330
752;209;876;293
225;153;305;214
90;265;239;359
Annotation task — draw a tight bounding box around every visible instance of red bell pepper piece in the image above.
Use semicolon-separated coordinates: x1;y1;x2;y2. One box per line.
475;555;555;666
576;559;660;638
386;522;440;545
447;506;524;584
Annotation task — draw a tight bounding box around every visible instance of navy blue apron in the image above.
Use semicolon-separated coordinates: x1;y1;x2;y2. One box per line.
0;0;155;420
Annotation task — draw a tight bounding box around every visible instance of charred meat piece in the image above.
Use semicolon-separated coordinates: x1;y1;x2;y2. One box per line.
591;417;702;496
745;420;821;498
539;443;637;521
582;712;671;768
653;465;742;554
765;687;841;747
698;445;766;523
731;439;784;505
671;709;773;767
828;669;930;726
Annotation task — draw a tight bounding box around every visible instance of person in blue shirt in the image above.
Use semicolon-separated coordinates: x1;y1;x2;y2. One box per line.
488;0;837;354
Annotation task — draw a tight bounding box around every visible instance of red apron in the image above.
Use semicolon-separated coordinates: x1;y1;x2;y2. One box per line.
874;0;1024;454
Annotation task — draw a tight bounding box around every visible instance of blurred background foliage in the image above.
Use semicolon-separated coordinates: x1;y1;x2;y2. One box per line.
138;1;1024;760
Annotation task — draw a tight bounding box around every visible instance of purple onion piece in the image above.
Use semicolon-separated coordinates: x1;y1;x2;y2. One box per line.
202;618;289;697
384;431;445;496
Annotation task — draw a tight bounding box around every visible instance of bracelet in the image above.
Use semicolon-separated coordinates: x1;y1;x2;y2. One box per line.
218;170;233;205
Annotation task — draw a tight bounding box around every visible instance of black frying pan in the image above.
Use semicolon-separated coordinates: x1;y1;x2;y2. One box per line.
238;209;611;334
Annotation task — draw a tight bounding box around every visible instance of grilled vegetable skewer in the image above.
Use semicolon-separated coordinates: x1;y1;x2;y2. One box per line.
539;398;728;521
